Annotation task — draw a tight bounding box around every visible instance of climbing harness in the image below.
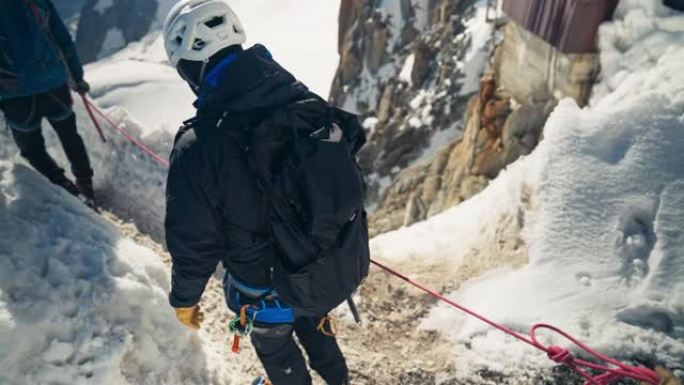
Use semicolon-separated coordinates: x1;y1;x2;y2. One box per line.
79;95;666;385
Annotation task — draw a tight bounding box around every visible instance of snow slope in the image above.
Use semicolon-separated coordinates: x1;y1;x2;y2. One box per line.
0;161;241;384
372;0;684;378
86;35;196;136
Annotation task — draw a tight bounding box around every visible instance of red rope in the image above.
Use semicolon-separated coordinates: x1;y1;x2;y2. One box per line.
80;94;107;143
81;96;663;385
81;97;169;167
371;260;661;385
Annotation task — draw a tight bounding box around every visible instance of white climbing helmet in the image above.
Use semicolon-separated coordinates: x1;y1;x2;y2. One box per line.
163;0;246;67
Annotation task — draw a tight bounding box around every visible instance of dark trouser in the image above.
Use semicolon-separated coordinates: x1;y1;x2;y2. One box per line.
225;276;348;385
251;317;348;385
0;85;93;184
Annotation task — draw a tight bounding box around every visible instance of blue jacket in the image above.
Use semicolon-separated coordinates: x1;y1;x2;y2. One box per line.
0;0;84;99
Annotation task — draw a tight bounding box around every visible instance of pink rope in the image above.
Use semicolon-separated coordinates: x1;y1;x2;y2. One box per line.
370;260;661;385
82;96;663;385
80;94;107;143
82;97;170;167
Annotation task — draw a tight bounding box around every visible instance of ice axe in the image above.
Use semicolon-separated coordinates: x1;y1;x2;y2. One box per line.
347;297;361;324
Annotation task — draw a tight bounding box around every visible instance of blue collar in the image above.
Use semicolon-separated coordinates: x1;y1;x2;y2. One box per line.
203;53;240;88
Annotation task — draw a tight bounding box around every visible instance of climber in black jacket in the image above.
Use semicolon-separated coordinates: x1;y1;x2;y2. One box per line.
163;2;365;384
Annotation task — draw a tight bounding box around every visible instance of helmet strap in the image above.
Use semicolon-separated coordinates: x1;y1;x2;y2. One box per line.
198;59;209;87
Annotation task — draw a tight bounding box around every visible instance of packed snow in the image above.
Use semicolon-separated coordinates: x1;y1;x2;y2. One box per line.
399;53;416;84
87;36;196;135
372;0;684;379
0;161;240;384
458;2;493;95
97;28;127;60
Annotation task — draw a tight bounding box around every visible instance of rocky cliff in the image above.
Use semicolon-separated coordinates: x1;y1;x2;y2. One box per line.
332;0;490;203
74;0;172;63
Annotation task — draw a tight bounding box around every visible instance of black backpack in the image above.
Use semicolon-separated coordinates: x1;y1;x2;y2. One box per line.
220;97;370;317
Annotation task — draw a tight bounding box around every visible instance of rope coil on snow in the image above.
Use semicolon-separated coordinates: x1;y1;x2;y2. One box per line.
530;324;662;385
80;96;665;385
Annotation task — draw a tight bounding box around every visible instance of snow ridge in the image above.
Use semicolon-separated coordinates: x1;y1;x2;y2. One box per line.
0;162;235;384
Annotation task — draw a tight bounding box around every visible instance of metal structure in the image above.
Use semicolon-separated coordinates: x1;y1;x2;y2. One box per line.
501;0;619;54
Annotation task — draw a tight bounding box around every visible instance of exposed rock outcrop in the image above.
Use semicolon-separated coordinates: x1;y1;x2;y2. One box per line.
75;0;160;63
370;78;552;235
332;0;492;205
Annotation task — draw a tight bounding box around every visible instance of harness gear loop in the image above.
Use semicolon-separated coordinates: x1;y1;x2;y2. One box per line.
240;304;249;326
229;305;258;353
317;315;339;337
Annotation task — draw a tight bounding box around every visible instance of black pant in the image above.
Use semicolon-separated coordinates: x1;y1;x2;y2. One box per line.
251;317;348;385
0;85;93;184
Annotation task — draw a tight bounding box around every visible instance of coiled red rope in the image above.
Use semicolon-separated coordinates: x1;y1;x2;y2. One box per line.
80;95;663;385
371;260;661;385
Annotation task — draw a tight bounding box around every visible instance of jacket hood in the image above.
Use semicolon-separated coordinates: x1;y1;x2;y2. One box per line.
195;44;308;113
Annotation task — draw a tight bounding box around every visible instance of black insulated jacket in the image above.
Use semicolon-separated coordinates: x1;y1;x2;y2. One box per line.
165;45;365;308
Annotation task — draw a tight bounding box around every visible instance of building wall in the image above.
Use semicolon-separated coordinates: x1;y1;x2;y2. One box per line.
502;0;618;54
495;21;599;106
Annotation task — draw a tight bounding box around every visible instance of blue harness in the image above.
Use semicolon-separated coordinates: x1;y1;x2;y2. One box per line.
225;275;295;325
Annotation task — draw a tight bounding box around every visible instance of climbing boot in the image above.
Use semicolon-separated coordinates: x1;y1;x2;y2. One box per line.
251;377;271;385
76;178;98;210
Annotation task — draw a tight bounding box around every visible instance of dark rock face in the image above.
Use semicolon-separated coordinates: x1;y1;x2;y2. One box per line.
332;0;534;233
75;0;159;63
332;0;489;207
332;1;592;235
52;0;87;20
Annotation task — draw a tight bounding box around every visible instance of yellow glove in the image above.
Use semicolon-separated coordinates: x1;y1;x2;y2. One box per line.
174;305;204;330
642;366;681;385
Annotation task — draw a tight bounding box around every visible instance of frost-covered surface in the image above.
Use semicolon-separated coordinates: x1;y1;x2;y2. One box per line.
372;0;684;379
87;35;196;135
0;161;240;384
